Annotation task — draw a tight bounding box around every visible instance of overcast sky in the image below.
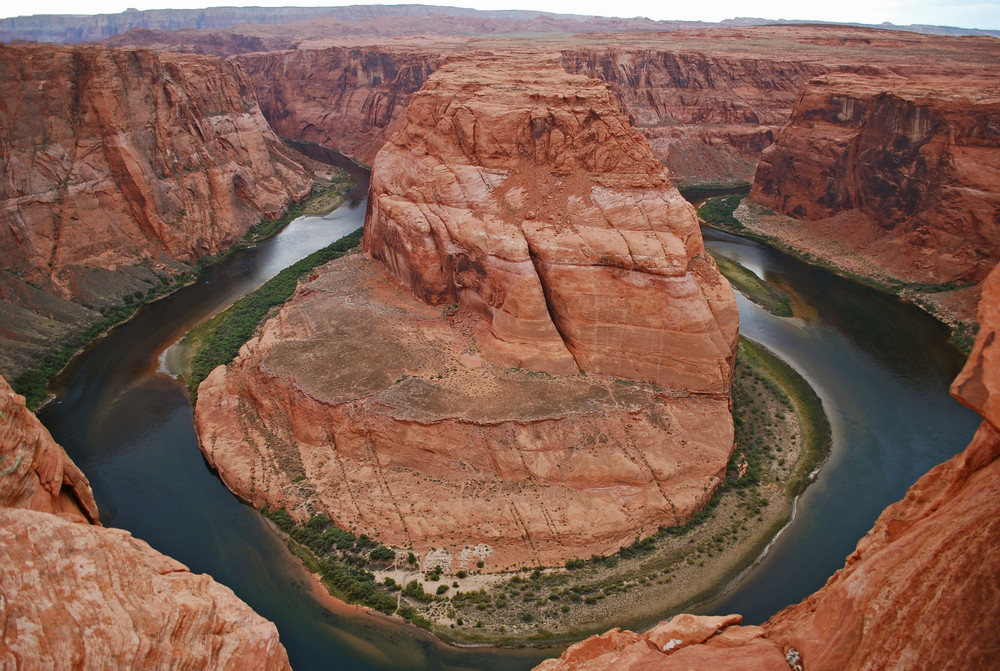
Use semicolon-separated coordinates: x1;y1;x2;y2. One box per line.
2;0;999;30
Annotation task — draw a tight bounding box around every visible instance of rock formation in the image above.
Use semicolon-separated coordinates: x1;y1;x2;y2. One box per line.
0;44;314;378
533;262;1000;670
0;374;291;669
0;375;98;524
232;26;1000;189
194;55;738;571
750;73;1000;285
365;55;738;391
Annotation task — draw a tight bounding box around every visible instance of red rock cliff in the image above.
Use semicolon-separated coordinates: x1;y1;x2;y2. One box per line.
0;44;314;378
236;47;442;165
365;54;738;392
750;73;1000;285
0;373;291;669
533;262;1000;670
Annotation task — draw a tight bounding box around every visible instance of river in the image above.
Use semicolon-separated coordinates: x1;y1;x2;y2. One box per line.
36;161;980;669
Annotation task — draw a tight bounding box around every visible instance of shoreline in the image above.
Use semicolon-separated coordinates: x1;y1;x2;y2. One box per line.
14;172;353;412
701;196;980;353
258;335;831;648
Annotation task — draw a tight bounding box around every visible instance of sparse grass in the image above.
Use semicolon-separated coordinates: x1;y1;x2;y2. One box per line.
709;250;793;317
184;228;363;399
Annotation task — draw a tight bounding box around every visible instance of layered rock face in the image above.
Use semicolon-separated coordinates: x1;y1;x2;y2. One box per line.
236;47;441;165
0;44;313;377
750;73;1000;285
534;263;1000;670
560;47;823;185
0;374;291;669
365;55;738;392
0;374;98;524
194;56;737;570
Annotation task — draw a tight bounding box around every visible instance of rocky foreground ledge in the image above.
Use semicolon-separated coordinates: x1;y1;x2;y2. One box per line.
195;54;738;571
533;263;1000;670
0;374;291;669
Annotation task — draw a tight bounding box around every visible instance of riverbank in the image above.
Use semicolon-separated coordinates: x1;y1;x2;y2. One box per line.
12;172;352;410
258;334;830;647
697;195;980;353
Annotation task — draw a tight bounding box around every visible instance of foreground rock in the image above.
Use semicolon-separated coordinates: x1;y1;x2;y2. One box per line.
195;55;737;570
533;263;1000;670
750;73;1000;286
0;375;291;669
0;44;314;378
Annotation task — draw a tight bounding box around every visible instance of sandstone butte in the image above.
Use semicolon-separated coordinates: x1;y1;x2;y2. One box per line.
193;54;739;571
0;43;315;379
750;72;1000;286
533;262;1000;671
0;373;292;669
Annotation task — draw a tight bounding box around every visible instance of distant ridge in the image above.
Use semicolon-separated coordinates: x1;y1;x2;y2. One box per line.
2;4;997;44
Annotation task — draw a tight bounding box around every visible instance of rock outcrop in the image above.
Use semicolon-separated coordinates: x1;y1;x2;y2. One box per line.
194;55;737;571
0;375;98;524
750;73;1000;285
365;55;738;392
533;262;1000;670
0;44;314;378
0;374;292;669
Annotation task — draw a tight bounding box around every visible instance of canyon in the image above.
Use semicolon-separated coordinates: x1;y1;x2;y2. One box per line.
0;8;998;669
0;373;292;669
534;261;1000;670
193;54;738;570
0;43;316;379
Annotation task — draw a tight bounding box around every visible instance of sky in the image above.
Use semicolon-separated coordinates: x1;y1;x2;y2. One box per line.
2;0;999;30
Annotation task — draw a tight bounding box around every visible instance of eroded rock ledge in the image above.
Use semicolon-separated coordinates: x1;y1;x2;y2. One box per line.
0;374;290;669
195;55;738;571
750;73;1000;286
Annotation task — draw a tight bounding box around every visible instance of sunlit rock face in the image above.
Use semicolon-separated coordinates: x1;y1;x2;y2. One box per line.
0;374;291;669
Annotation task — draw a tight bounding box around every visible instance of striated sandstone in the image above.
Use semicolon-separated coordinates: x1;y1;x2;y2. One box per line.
0;44;314;378
0;507;291;670
364;55;738;392
0;374;98;523
533;263;1000;670
0;372;291;669
750;73;1000;285
194;253;735;570
195;55;737;570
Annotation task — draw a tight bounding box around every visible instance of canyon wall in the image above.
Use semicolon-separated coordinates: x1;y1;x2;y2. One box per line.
0;44;314;378
194;55;738;571
750;73;1000;285
236;47;442;165
559;48;823;185
534;262;1000;670
0;374;291;669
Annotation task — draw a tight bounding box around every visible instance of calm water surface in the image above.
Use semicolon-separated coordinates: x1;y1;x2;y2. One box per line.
37;171;979;668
